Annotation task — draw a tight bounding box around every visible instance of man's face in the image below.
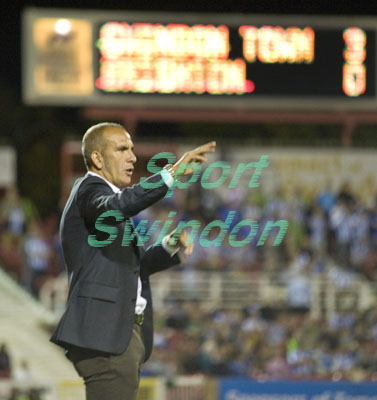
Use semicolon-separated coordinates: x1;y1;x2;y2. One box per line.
100;127;137;188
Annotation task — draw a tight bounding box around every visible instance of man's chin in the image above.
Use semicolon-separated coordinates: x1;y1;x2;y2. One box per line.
119;178;131;189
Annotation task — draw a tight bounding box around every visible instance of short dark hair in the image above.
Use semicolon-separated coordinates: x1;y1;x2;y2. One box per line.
82;122;125;169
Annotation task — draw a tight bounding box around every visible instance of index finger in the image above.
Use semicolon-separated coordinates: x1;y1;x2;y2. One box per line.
193;141;216;155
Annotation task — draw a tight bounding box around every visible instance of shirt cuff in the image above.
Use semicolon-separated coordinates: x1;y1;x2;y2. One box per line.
160;169;174;188
162;235;180;257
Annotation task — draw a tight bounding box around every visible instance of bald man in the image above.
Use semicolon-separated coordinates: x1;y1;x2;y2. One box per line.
51;122;215;400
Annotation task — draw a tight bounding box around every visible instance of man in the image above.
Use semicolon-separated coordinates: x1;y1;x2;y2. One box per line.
50;122;215;399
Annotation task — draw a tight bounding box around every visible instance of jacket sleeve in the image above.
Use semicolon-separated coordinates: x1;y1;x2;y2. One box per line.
77;174;169;223
140;245;180;276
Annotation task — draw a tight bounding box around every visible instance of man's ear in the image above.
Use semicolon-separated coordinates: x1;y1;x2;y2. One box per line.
90;151;103;170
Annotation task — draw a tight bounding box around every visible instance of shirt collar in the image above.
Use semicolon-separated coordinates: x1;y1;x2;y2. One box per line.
86;171;121;194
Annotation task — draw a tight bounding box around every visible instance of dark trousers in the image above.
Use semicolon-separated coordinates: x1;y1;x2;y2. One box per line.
67;324;145;400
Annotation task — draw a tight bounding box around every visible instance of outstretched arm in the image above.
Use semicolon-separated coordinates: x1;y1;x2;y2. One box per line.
78;173;169;223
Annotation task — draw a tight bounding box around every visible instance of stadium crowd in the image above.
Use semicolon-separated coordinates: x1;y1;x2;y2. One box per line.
0;178;376;381
1;179;377;292
145;302;377;381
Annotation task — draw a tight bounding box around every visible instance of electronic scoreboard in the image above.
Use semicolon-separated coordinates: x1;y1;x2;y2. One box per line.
22;9;377;110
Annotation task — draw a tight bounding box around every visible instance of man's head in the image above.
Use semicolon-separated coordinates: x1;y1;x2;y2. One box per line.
82;122;137;188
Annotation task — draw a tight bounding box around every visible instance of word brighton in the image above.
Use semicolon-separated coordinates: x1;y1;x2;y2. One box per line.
88;210;288;248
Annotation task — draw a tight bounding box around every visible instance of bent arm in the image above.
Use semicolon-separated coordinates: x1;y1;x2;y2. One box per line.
140;245;180;276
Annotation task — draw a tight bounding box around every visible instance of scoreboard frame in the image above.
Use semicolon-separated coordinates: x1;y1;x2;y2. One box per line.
22;8;377;111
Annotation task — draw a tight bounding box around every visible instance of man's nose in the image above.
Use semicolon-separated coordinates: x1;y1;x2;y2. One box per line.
129;151;137;163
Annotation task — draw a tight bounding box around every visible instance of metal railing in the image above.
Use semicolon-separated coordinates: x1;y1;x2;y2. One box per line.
38;270;376;320
150;271;376;318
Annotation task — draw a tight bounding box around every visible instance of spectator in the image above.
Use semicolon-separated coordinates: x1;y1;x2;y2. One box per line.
286;269;311;310
22;220;52;297
0;343;11;378
0;186;38;248
13;359;33;381
317;183;336;215
369;202;377;246
266;345;292;379
308;206;326;254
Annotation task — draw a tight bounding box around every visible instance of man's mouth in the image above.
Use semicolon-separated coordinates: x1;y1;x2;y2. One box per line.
125;167;134;176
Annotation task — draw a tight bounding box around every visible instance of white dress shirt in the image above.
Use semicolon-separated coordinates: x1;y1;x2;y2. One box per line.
86;170;178;315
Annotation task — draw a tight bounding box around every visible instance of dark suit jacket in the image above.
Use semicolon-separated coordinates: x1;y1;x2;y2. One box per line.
50;173;180;361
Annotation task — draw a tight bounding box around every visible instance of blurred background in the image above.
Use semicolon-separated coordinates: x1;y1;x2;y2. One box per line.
1;1;377;399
